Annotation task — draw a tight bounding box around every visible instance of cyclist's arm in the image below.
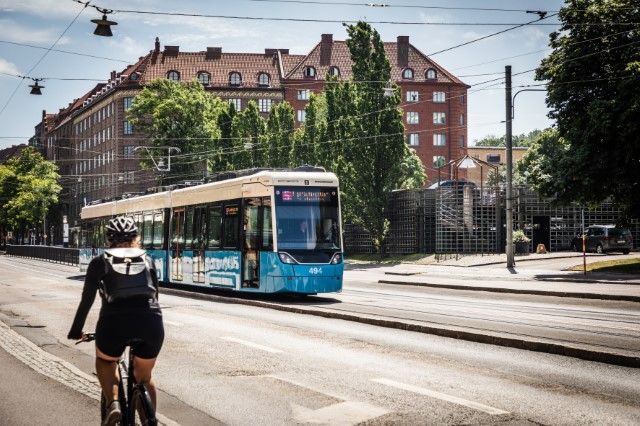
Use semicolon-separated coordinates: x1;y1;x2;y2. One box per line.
67;257;102;339
148;256;160;300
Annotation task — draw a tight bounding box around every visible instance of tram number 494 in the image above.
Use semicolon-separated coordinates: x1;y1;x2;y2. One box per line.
308;267;323;275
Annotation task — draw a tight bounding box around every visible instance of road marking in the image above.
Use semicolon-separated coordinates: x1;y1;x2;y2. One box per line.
163;320;182;327
292;401;389;425
372;378;509;415
220;336;282;353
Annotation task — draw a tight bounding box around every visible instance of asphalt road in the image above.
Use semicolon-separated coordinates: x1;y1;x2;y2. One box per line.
1;255;639;424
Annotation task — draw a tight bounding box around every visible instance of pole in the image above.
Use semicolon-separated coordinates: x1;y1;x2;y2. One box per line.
581;208;586;276
505;65;514;268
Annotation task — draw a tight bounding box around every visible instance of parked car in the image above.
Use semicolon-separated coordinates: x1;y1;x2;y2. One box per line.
571;225;633;254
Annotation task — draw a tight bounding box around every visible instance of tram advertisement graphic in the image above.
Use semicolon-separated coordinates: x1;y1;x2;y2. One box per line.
204;251;241;288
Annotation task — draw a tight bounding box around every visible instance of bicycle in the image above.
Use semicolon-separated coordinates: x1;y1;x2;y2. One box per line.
77;333;158;426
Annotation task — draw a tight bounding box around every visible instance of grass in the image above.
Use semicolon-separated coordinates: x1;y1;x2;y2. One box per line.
345;253;435;265
569;257;640;274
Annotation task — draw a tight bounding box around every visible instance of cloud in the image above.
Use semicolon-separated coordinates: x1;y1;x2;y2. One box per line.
0;57;21;76
107;36;148;58
0;0;81;19
0;19;71;45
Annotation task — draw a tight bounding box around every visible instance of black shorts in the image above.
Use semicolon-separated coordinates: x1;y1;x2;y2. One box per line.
95;311;164;359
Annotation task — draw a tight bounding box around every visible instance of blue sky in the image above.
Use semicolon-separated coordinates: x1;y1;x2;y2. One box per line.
0;0;564;150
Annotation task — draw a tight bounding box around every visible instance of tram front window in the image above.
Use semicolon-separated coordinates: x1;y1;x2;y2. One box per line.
275;187;341;262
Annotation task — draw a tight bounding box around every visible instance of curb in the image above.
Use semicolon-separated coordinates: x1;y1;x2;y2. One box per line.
160;286;640;368
435;254;595;268
378;279;640;303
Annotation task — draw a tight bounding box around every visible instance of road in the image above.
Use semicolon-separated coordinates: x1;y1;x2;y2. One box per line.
0;254;639;424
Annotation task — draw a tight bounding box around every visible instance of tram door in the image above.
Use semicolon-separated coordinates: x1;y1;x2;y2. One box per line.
192;206;206;283
170;208;185;281
242;198;261;288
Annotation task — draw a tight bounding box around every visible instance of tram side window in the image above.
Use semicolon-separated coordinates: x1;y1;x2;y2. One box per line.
207;206;221;249
171;208;185;249
193;207;206;250
143;212;153;248
222;204;240;249
134;213;143;242
152;212;164;249
244;198;260;250
184;207;194;250
262;197;273;250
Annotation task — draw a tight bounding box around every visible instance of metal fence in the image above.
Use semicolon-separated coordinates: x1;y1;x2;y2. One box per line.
6;245;79;266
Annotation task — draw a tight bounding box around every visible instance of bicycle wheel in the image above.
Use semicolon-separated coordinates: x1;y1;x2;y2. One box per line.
130;385;157;426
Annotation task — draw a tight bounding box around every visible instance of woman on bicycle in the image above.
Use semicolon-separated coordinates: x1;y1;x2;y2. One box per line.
68;216;164;425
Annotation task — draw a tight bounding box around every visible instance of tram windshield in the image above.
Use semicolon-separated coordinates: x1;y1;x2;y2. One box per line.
274;187;341;254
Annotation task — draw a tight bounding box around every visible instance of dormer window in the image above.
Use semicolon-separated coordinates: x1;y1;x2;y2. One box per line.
426;68;437;80
167;70;180;81
402;68;414;79
303;66;316;78
328;66;340;77
130;72;139;81
229;72;242;86
258;73;270;87
197;71;210;85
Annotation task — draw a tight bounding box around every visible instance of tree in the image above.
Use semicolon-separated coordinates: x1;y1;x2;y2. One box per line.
230;101;265;169
474;130;542;147
212;101;236;172
127;79;225;183
0;147;61;239
265;102;295;168
536;0;640;216
299;93;326;167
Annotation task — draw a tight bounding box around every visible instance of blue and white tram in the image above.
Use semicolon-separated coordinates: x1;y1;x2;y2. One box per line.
79;169;344;294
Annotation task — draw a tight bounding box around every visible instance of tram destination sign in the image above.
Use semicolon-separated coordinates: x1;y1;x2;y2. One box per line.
275;187;338;205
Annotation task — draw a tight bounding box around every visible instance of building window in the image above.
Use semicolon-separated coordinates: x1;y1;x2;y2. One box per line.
297;110;306;122
402;68;414;79
258;73;270;87
167;70;180;81
123;145;135;158
433;91;445;103
229;72;242;86
258;99;272;113
459;114;465;125
433;112;446;125
426;68;437;79
123;121;133;135
328;66;340;77
124;171;135;184
297;89;310;100
433;156;446;168
228;98;242;111
406;111;419;124
433;134;446;146
487;154;501;163
406;91;419;102
460;93;465;104
303;66;316;78
130;72;139;81
459;135;465;147
408;133;419;146
197;72;210;85
123;96;133;111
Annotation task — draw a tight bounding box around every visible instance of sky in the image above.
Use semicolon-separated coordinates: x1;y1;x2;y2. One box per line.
0;0;565;150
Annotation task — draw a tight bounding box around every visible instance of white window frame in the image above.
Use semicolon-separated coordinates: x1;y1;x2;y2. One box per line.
297;89;310;101
258;98;272;113
433;134;446;146
297;110;306;123
406;91;419;102
228;98;242;111
402;68;414;79
433;155;446;168
426;68;437;79
229;72;242;86
408;133;419;146
433;91;446;103
433;112;446;125
123;120;133;135
197;72;210;85
258;73;270;87
123;97;133;111
406;111;419;124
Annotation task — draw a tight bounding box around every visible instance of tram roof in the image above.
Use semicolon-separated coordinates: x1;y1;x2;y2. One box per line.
80;169;339;220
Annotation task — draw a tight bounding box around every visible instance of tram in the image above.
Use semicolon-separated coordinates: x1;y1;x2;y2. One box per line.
79;168;344;294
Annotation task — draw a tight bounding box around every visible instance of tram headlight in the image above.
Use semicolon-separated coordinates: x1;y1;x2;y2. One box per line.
278;252;297;264
330;253;342;264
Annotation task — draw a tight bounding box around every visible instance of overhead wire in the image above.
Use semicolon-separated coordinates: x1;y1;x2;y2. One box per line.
0;40;130;63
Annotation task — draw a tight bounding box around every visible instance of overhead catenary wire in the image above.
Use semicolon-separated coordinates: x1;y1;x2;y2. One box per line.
0;40;130;63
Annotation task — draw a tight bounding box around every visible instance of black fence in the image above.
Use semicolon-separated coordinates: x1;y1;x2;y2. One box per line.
6;245;79;266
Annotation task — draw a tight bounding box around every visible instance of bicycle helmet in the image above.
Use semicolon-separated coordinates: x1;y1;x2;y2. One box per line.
105;216;138;243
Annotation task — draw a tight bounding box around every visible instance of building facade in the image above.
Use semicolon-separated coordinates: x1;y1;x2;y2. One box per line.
38;35;469;227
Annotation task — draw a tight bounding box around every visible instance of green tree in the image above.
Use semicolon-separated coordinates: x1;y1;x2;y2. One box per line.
265;102;295;168
536;0;640;215
474;130;542;147
127;79;224;183
230;101;265;169
0;147;61;235
299;93;326;167
212;101;237;172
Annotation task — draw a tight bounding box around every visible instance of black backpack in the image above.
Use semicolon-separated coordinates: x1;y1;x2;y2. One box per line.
100;248;157;303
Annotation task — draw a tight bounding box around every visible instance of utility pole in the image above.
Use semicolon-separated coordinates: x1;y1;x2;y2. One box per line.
505;65;514;268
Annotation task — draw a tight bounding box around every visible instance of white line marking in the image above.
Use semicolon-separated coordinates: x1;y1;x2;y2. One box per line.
372;378;509;415
292;401;389;425
163;320;182;327
220;336;282;353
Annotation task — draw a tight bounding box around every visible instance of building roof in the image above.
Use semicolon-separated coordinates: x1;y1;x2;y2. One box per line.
284;37;466;86
0;144;27;164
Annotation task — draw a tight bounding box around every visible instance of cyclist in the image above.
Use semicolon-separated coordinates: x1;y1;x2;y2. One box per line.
68;216;164;425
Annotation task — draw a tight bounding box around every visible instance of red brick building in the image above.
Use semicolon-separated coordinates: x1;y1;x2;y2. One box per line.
38;35;468;226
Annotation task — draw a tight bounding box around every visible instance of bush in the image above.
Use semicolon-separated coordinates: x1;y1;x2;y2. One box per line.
512;230;530;243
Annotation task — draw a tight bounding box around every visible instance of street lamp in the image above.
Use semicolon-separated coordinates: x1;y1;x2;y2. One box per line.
91;8;117;37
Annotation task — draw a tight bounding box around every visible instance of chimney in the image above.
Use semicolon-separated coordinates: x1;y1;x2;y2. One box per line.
164;45;179;56
320;34;333;66
154;37;160;54
206;47;222;60
110;70;116;80
397;35;409;67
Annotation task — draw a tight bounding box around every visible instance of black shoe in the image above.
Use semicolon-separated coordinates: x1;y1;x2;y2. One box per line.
102;400;121;426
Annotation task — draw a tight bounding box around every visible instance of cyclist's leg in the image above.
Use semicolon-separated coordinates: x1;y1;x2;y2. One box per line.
95;347;120;404
132;356;158;408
